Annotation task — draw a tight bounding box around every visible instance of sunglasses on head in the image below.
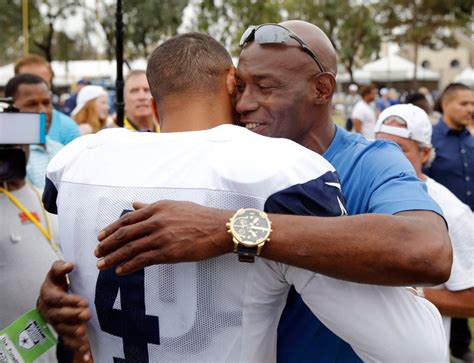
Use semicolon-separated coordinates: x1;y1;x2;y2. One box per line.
239;23;327;73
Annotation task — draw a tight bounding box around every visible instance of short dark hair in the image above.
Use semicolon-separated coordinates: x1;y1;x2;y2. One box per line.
442;83;472;103
405;93;430;114
405;92;427;105
360;84;376;97
5;73;49;99
146;33;233;103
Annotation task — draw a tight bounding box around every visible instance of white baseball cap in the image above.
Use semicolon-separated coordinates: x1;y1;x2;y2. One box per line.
374;104;432;146
348;84;358;92
71;85;107;116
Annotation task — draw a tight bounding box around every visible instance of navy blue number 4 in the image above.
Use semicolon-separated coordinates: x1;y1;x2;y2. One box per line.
95;210;160;363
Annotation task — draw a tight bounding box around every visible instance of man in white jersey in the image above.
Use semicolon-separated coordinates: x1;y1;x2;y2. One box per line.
374;103;474;347
40;33;446;362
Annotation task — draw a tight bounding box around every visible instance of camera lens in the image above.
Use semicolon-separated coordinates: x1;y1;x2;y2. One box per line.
0;159;12;179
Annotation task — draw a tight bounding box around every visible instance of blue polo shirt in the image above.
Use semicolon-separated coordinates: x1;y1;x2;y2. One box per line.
48;109;81;145
277;125;443;362
425;119;474;210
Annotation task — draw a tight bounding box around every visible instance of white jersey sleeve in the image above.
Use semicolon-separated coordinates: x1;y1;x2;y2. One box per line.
285;266;448;362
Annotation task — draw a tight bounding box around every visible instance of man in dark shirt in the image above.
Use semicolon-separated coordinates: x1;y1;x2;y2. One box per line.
425;82;474;363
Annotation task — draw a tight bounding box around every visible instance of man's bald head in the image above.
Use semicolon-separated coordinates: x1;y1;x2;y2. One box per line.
236;20;338;153
279;20;337;75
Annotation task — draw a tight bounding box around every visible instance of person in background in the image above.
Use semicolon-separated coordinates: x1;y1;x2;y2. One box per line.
122;70;159;132
388;88;400;106
62;80;90;116
343;83;360;131
375;103;474;356
375;87;391;116
5;74;63;190
1;76;60;363
71;85;109;135
425;82;474;363
405;92;439;124
351;84;377;139
419;86;435;109
15;55;81;145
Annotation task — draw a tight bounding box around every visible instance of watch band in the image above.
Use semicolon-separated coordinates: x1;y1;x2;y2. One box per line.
236;245;258;263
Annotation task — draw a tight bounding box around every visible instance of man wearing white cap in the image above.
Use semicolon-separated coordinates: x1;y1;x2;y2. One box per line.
375;103;474;350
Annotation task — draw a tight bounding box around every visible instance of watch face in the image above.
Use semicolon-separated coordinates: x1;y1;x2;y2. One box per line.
230;209;271;247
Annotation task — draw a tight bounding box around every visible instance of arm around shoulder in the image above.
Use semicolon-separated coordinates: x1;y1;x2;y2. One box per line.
260;209;451;286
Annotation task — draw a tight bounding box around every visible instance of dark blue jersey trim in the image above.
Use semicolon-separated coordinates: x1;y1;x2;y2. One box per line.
42;177;58;214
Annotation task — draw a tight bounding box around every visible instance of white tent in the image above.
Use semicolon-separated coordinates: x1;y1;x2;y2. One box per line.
361;54;439;82
336;69;372;84
454;67;474;87
0;59;148;87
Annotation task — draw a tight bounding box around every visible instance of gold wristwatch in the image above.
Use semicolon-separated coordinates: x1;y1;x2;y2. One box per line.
226;208;272;263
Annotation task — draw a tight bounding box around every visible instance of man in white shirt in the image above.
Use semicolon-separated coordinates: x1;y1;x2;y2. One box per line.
375;103;474;349
351;84;377;139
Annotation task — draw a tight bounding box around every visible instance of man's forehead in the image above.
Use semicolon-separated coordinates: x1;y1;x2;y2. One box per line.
16;83;50;98
238;43;308;74
126;74;148;88
445;89;474;102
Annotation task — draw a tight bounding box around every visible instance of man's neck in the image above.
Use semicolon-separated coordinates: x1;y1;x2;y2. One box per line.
443;116;464;131
2;179;26;192
301;113;337;155
159;97;233;133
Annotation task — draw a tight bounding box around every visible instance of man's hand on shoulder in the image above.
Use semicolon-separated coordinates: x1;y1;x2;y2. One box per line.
37;261;91;359
95;200;234;275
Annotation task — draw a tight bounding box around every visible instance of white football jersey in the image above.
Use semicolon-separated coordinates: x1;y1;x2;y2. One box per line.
45;125;446;362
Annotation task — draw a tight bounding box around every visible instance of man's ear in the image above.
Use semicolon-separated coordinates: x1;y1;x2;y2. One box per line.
151;99;160;123
420;146;432;165
226;66;236;96
311;73;336;104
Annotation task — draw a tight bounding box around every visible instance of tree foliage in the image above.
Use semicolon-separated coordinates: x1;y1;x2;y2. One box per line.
197;0;284;54
0;0;25;64
377;0;473;84
0;0;471;75
93;0;188;61
269;0;380;82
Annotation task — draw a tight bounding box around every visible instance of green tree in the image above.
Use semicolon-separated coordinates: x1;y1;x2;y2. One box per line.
338;4;380;83
29;0;83;62
378;0;473;86
94;0;188;61
196;0;284;54
124;0;188;58
0;0;24;64
284;0;380;83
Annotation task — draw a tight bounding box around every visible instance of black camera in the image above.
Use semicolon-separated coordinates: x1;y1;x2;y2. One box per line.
0;98;46;182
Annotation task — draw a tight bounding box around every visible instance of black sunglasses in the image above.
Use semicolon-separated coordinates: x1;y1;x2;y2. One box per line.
239;23;327;73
